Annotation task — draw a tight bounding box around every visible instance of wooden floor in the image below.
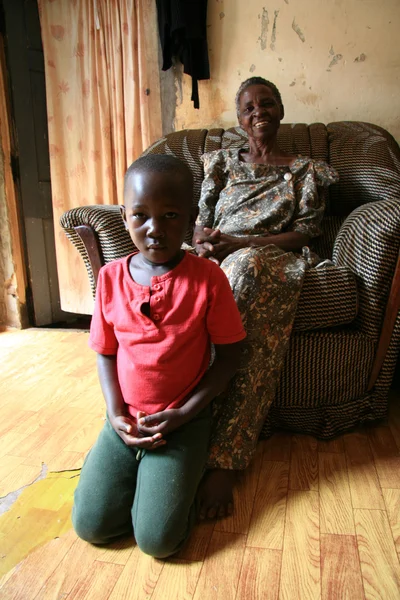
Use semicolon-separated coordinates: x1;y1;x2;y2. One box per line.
1;329;400;599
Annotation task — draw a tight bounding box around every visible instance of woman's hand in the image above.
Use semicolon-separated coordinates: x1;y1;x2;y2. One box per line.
109;414;166;450
194;227;221;259
137;408;187;437
194;227;247;264
209;233;247;264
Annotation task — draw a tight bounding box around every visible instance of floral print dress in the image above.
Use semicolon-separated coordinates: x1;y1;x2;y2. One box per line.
197;149;339;470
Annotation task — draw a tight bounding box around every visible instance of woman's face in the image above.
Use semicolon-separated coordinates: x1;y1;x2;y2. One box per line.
238;84;283;141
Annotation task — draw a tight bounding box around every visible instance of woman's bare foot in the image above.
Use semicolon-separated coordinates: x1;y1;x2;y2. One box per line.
197;469;237;520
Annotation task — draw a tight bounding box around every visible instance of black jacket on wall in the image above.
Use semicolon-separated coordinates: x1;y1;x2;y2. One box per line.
156;0;210;109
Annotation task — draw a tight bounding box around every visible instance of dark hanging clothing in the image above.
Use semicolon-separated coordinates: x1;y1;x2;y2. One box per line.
156;0;210;109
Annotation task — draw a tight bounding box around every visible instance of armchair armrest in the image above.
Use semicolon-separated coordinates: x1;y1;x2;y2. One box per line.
332;198;400;340
73;225;104;287
60;205;135;297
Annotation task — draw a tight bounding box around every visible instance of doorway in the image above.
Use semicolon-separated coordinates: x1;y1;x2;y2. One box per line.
2;0;69;326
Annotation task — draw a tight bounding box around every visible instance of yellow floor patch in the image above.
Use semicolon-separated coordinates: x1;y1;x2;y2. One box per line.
0;469;80;577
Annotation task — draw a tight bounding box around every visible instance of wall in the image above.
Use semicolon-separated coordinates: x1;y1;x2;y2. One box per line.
162;0;400;142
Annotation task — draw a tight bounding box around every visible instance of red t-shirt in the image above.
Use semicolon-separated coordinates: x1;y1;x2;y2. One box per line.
89;252;246;418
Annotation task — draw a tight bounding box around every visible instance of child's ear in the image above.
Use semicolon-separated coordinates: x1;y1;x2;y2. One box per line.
120;205;128;229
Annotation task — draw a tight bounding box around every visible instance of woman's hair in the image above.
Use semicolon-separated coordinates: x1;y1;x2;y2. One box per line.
235;77;283;117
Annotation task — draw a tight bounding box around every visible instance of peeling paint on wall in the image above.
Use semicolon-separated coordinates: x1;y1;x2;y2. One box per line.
328;53;343;68
270;10;279;51
354;53;366;62
259;8;269;50
292;19;305;43
249;64;256;72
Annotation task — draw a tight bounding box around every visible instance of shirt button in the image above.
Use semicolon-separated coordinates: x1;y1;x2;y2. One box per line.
155;297;161;303
153;284;161;291
284;172;293;181
153;314;161;321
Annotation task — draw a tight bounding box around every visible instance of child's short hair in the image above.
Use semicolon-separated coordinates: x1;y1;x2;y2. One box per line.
124;154;193;197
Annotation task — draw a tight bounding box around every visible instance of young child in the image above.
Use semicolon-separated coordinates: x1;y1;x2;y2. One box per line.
72;154;246;558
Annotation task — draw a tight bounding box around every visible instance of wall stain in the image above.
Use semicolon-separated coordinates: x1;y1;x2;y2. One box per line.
292;19;305;43
354;53;366;62
270;10;279;51
175;63;184;105
159;58;177;134
173;83;225;132
208;85;228;129
250;64;256;72
259;8;269;50
290;80;296;86
284;0;289;3
298;92;319;106
219;12;225;19
328;53;343;68
329;45;335;56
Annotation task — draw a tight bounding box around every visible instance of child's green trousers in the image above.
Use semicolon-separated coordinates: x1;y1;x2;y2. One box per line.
72;407;211;558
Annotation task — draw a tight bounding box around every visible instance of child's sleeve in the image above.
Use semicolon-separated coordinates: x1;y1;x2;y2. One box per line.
89;268;118;355
206;264;246;344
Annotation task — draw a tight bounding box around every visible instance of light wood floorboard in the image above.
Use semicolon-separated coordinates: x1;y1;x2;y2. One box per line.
279;490;320;600
320;534;365;600
354;508;400;599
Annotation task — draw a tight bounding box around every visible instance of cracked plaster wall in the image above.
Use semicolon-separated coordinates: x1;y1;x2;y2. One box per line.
161;0;400;142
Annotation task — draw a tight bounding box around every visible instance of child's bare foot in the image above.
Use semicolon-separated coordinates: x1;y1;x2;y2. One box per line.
197;469;237;520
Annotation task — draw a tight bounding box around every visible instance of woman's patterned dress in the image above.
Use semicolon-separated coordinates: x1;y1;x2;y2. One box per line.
197;149;339;470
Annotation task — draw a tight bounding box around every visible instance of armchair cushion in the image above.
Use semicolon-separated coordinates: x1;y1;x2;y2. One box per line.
294;265;358;331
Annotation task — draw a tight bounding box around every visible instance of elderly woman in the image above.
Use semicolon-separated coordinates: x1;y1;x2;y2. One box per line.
195;77;339;518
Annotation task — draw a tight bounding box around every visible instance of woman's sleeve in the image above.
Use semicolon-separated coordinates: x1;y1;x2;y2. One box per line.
288;161;339;238
196;150;227;229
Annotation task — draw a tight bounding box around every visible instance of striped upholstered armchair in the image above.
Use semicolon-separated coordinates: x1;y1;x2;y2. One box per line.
60;121;400;439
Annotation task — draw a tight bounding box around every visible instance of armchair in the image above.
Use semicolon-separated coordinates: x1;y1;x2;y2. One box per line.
60;121;400;439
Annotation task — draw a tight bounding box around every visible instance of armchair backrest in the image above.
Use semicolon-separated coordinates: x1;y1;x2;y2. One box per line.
144;122;400;258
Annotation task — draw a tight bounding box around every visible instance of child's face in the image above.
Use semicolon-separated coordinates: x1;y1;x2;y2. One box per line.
122;170;192;265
